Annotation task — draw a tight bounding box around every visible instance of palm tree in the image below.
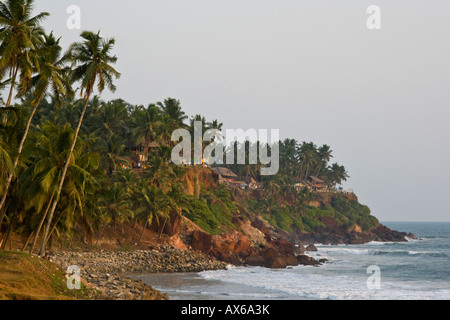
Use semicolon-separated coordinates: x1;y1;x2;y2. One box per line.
158;97;187;144
0;145;13;192
327;163;349;187
98;182;134;231
39;30;120;254
0;0;49;108
131;103;162;161
100;132;127;176
89;99;129;139
145;153;178;193
206;119;224;145
297;142;318;181
261;176;281;198
19;122;98;253
280;138;299;177
135;183;170;242
314;144;333;177
0;32;72;224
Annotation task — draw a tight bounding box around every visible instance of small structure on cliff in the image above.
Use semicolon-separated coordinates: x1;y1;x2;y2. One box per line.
212;167;238;184
307;175;327;192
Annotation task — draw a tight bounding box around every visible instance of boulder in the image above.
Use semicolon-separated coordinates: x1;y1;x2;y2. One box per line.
305;244;318;252
273;237;295;255
406;233;417;240
297;255;320;266
285;254;299;266
245;254;265;266
294;244;306;255
210;247;240;265
251;219;271;237
264;256;286;269
209;233;251;263
162;208;183;236
190;230;212;253
261;247;279;261
232;235;251;257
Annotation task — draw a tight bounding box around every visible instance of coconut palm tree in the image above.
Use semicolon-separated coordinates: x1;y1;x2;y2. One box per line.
158;97;187;144
297;141;318;181
0;145;13;192
0;32;72;224
135;183;170;242
89;99;129;139
314;144;333;177
39;30;120;254
280;138;299;177
100;132;127;176
131;103;162;161
145;153;178;193
327;163;349;187
0;0;49;107
18;122;98;253
97;182;134;231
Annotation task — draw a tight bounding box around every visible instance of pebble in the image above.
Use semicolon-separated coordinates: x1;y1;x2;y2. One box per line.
47;244;227;300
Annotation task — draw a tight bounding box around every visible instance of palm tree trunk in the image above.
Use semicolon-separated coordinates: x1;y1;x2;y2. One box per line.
0;212;17;249
39;88;93;255
139;220;148;243
0;99;42;228
29;193;54;254
159;217;168;239
304;164;310;181
44;212;63;248
314;163;323;178
95;223;108;246
21;230;35;252
5;65;18;109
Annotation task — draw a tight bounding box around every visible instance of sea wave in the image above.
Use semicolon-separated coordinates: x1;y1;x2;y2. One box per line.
199;267;450;300
316;246;449;258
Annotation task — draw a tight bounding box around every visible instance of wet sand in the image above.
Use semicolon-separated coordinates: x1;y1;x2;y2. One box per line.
129;272;308;300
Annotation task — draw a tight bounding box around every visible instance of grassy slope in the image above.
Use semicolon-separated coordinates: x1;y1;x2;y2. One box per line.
0;250;98;300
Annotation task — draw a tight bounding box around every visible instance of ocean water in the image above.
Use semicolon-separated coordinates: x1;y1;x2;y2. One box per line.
132;222;450;300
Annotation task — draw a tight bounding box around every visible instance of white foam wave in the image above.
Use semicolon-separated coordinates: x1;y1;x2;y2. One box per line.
199;267;450;300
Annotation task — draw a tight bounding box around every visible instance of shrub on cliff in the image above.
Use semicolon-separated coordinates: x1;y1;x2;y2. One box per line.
182;185;239;235
183;197;219;234
331;196;379;231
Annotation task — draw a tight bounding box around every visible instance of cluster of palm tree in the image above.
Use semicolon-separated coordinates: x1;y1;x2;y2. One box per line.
223;139;348;189
0;0;122;252
281;140;349;187
0;1;355;250
0;0;190;253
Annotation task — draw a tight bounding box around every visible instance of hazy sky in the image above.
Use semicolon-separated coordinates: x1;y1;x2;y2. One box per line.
33;0;450;222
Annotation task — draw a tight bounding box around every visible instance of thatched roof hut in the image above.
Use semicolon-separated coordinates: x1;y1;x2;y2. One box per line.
213;167;238;178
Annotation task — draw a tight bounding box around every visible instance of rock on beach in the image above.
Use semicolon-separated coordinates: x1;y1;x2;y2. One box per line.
48;244;227;300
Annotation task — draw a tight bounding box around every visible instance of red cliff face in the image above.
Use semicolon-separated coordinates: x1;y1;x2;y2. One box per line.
181;167;219;198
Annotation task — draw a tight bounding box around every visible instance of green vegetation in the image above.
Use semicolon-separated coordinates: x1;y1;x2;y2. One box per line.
183;185;238;235
248;194;379;233
224;139;349;188
0;250;98;300
0;0;381;253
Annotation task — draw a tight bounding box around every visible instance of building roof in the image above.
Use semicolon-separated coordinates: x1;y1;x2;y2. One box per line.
308;175;324;184
213;167;238;178
148;141;160;148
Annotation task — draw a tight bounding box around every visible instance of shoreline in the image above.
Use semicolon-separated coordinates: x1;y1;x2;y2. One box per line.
47;245;227;300
44;222;417;300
